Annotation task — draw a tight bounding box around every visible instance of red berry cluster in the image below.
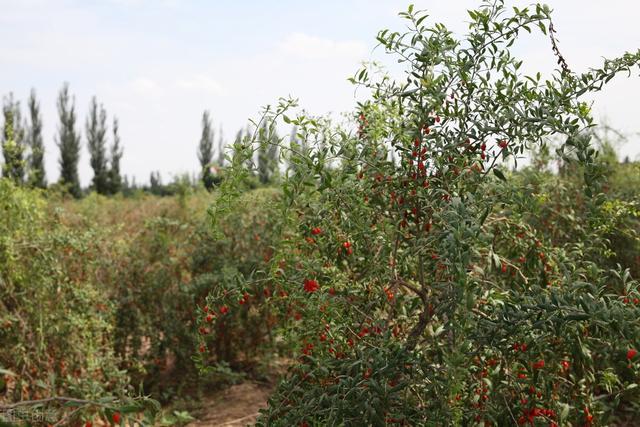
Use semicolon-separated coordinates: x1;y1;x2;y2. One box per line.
238;292;250;305
357;113;368;139
342;241;353;255
304;278;319;293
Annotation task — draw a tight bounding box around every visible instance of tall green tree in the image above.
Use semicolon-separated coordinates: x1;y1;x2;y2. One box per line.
86;96;109;194
257;122;279;184
244;125;256;175
287;125;309;175
107;117;124;194
197;110;215;190
149;171;162;195
26;89;46;188
1;94;26;184
56;83;82;198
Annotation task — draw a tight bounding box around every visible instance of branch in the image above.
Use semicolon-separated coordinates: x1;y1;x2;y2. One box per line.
0;396;94;411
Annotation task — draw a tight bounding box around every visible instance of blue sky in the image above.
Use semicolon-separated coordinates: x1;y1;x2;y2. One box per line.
0;0;638;185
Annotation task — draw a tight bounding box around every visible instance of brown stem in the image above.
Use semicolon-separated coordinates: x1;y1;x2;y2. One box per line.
405;305;431;352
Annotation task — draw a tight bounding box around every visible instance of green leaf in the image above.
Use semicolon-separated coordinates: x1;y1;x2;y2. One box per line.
493;168;507;182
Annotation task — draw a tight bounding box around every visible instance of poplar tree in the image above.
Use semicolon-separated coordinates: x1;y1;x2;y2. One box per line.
56;83;82;198
257;122;279;184
287;125;300;175
86;96;109;194
1;94;26;184
107;117;124;194
197;110;215;190
243;125;255;175
27;89;46;188
149;171;162;195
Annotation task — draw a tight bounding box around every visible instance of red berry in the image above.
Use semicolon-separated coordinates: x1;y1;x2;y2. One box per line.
303;279;319;293
627;348;638;360
112;412;121;424
219;305;229;315
311;227;322;235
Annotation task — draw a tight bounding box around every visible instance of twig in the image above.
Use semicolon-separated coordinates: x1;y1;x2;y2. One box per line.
0;397;93;411
503;395;518;425
549;20;571;75
217;412;261;426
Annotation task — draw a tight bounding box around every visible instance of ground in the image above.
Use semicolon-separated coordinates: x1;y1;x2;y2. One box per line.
186;382;272;427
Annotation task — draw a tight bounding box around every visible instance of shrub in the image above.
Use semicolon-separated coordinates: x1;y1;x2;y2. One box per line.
201;2;640;425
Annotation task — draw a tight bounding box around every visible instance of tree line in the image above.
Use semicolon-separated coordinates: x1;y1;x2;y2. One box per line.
1;83;123;197
196;110;315;191
1;83;313;197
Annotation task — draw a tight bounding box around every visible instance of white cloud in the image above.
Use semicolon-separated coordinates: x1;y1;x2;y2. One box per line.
176;74;224;95
130;78;162;95
279;33;367;61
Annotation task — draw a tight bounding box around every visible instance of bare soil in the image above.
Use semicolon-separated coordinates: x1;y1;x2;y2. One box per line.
186;382;272;427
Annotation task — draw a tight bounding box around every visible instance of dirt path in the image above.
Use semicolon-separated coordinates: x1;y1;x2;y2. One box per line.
186;382;272;427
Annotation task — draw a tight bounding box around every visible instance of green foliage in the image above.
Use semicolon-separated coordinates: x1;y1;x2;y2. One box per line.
1;94;26;185
86;96;110;195
107;116;124;195
26;89;46;189
204;2;640;425
0;179;142;423
56;83;82;198
0;180;290;423
198;110;219;191
257;122;279;185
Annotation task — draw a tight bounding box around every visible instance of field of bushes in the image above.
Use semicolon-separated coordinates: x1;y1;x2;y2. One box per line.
2;2;640;426
2;141;640;426
0;185;286;424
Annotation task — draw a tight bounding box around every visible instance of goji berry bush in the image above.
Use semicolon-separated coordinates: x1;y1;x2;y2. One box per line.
200;2;640;425
0;187;284;424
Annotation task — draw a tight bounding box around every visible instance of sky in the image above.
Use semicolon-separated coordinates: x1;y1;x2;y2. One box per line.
0;0;638;186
